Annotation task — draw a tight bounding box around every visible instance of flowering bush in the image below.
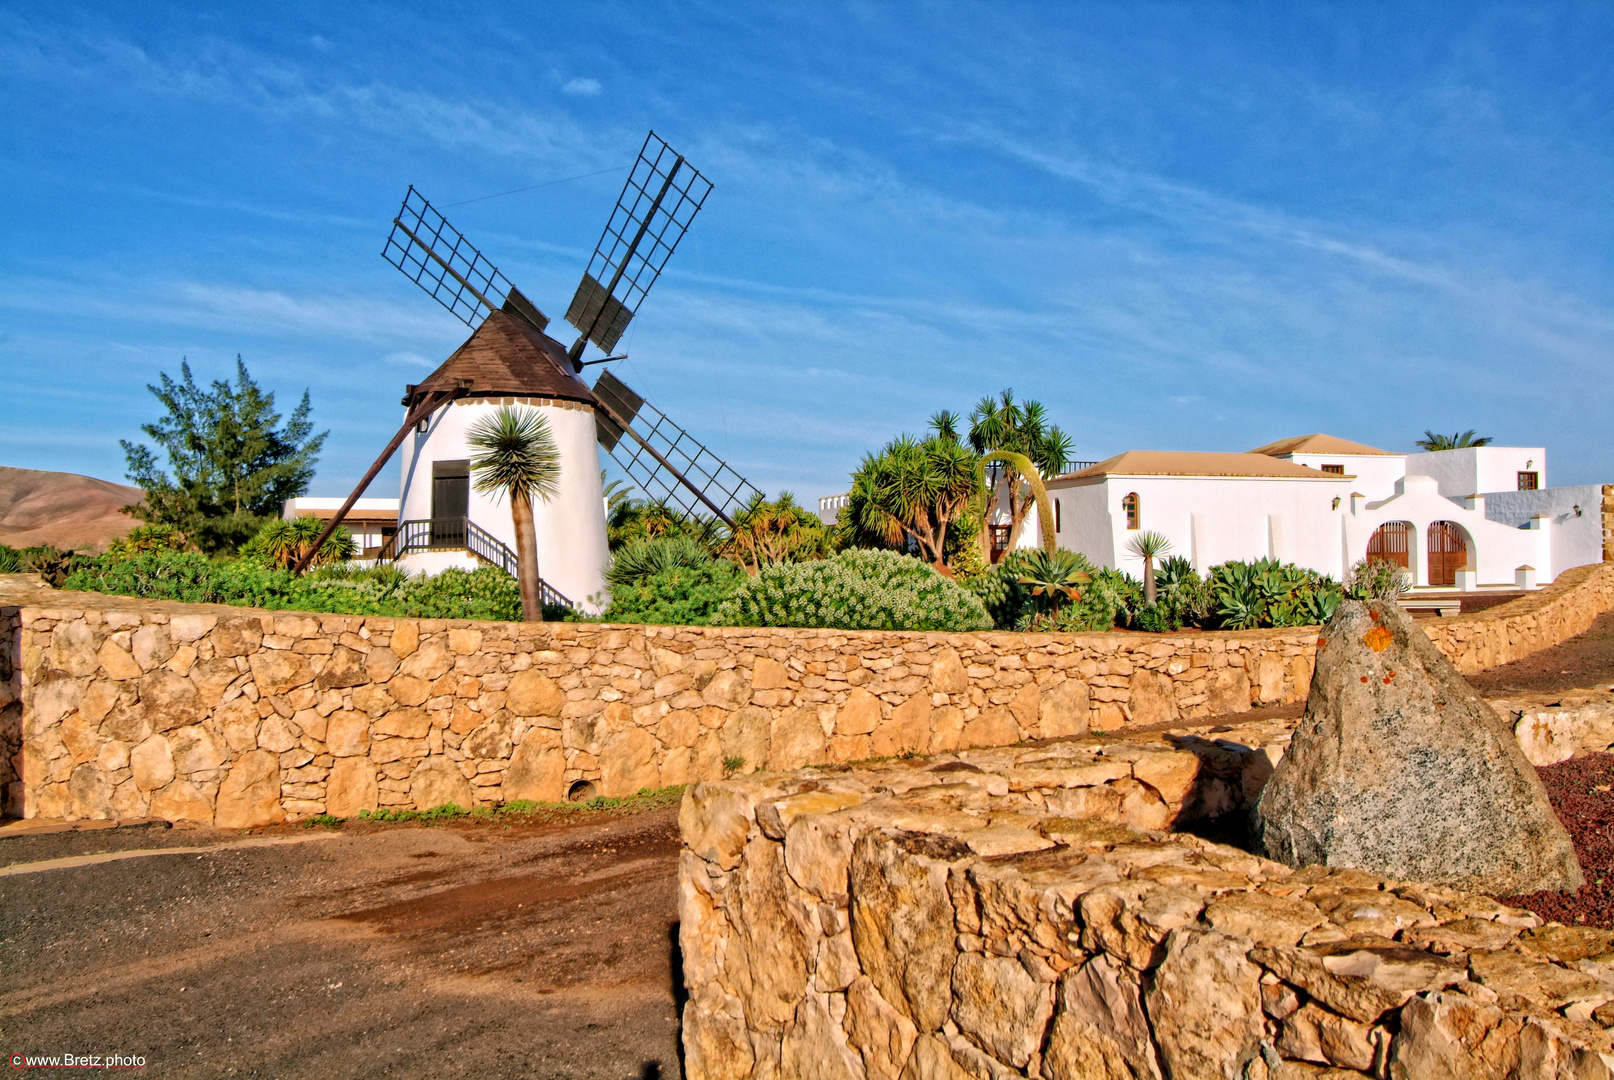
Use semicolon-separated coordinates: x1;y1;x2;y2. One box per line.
715;548;991;632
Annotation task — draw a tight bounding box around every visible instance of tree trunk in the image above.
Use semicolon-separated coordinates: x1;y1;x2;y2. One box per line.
511;488;544;622
1144;556;1156;605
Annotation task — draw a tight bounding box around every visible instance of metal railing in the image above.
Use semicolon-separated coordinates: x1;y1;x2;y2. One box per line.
379;517;574;609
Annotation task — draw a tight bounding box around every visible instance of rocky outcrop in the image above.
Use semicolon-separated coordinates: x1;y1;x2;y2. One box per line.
679;757;1614;1080
1254;600;1582;895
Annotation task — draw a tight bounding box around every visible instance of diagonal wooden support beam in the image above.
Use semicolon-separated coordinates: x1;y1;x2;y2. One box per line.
291;388;461;575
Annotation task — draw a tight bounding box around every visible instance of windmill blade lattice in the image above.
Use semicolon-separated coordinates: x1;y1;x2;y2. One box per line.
593;370;759;522
566;133;712;355
383;186;546;330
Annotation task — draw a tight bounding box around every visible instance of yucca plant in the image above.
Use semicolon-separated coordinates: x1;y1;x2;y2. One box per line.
1127;530;1172;605
468;406;561;622
241;517;355;569
606;535;714;588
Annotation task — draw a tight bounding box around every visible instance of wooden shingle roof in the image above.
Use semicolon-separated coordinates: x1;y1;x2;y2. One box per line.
404;310;597;409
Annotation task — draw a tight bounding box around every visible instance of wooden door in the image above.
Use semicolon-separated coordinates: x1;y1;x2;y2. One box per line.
989;524;1011;563
431;459;469;547
1427;522;1467;587
1366;522;1411;569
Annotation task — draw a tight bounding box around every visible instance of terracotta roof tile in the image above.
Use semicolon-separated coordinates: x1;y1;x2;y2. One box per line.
406;310;596;408
1248;433;1397;457
1052;450;1343;481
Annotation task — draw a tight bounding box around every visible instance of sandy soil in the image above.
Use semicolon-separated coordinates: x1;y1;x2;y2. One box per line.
0;465;142;551
0;808;684;1079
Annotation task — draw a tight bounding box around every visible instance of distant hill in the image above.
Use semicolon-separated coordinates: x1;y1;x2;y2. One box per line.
0;466;144;552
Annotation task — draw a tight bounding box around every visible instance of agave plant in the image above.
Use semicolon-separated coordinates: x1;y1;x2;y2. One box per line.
1014;548;1091;605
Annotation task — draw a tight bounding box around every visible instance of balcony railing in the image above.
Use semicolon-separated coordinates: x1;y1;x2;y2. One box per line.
378;517;574;610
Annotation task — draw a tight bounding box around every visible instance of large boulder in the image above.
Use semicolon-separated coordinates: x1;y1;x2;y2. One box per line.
1253;600;1581;894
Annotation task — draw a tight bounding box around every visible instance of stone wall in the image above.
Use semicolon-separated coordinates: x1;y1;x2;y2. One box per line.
1604;485;1614;563
3;562;1612;826
1423;561;1614;675
678;752;1614;1079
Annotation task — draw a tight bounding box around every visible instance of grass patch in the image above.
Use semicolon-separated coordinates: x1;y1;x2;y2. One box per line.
323;786;687;828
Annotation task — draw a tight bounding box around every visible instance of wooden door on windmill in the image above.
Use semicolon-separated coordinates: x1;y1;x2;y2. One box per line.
1426;521;1467;587
1366;521;1411;569
431;459;469;547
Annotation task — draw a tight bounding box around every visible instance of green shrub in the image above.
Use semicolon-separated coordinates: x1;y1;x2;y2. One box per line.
716;549;991;632
239;517;356;568
1346;557;1410;601
603;559;744;625
606;535;717;588
969;550;1134;632
0;545;20;573
63;549;523;621
401;566;521;621
107;523;188;559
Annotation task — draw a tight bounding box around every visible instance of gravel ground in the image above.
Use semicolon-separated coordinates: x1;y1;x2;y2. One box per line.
1;808;684;1079
1505;752;1614;929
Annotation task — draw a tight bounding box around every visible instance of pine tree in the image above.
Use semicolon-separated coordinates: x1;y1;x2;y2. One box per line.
121;357;327;552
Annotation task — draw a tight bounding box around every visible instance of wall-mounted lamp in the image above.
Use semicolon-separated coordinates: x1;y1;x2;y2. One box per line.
1331;497;1341;510
1574;505;1583;518
1527;460;1534;468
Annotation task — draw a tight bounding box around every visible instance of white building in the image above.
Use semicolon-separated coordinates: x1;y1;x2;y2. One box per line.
1037;434;1605;592
391;310;609;609
282;497;399;557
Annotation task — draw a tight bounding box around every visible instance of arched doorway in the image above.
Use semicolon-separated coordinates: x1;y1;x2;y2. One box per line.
1366;521;1412;569
1427;522;1468;587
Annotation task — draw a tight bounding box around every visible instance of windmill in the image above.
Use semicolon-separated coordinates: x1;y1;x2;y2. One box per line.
294;132;761;609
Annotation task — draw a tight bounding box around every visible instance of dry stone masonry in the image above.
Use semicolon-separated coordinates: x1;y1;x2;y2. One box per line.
2;561;1612;827
678;750;1614;1079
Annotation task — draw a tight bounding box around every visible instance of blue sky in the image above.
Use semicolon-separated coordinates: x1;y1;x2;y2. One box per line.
2;4;1611;504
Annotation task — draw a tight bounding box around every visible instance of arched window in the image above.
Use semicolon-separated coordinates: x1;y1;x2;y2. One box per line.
1121;492;1140;530
1366;521;1411;569
1427;522;1468;587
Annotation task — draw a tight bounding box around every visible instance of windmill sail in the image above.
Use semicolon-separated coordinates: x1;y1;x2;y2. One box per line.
593;370;759;524
382;186;548;334
565;132;712;358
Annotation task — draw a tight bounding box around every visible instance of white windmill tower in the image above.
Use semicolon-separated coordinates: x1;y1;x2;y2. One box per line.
293;132;763;613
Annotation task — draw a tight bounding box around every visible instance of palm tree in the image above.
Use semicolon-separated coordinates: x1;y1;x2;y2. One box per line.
722;492;828;572
1127;530;1172;605
846;433;983;567
929;410;963;445
967;389;1073;558
467;406;561;621
1416;429;1493;451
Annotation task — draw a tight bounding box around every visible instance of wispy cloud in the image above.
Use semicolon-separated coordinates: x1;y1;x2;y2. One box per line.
561;77;601;96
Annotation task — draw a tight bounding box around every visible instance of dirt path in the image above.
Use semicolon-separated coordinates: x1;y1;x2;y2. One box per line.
1;809;684;1079
1468;607;1614;696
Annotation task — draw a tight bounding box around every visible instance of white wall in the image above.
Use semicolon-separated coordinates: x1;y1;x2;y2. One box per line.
1407;446;1546;498
1345;474;1550;586
1284;453;1407;500
1485;484;1604;580
398;397;609;611
1049;474;1352;579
